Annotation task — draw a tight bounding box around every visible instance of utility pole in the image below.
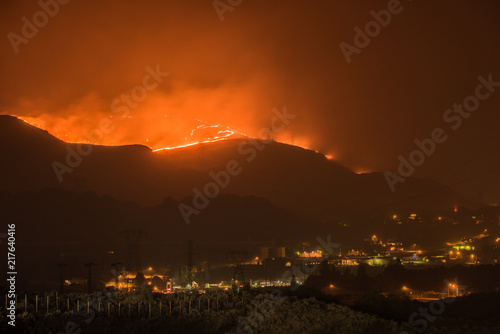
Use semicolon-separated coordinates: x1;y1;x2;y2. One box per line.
184;240;195;287
59;251;117;294
85;263;97;294
123;229;145;274
227;250;249;287
112;262;124;289
57;263;68;295
188;240;193;274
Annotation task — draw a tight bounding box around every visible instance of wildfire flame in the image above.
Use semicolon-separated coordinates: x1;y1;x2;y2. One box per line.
153;122;247;152
18;114;249;151
15;114;342;166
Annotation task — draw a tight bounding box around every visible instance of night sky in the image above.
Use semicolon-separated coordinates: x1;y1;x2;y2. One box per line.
2;0;500;202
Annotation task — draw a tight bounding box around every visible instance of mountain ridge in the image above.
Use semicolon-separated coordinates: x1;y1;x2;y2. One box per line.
0;114;478;220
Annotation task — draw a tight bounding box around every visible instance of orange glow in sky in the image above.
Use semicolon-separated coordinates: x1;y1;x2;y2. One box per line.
17;113;322;156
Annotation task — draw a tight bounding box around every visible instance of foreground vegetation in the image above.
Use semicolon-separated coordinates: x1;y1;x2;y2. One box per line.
1;286;500;333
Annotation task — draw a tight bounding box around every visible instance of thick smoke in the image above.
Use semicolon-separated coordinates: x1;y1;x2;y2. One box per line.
2;0;500;201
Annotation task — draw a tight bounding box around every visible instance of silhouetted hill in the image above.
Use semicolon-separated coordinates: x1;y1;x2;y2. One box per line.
0;115;477;222
0;188;313;289
0;115;489;291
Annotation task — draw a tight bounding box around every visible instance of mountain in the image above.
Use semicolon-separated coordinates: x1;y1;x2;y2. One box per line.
0;115;476;221
0;188;315;289
0;115;485;290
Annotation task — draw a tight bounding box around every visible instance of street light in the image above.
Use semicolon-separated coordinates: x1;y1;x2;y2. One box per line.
448;283;459;297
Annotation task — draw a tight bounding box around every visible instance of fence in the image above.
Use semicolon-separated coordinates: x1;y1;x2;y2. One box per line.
1;291;233;318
